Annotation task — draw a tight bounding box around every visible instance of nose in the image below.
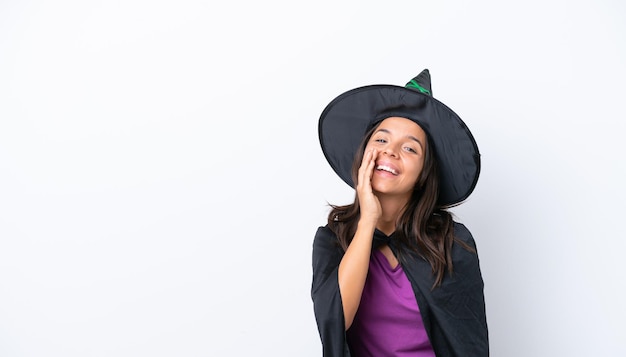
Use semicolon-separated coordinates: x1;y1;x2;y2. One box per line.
382;144;399;158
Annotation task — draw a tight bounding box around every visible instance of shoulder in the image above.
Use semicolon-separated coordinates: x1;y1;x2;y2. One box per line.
312;225;344;276
451;221;482;269
313;225;343;255
315;224;335;238
452;221;477;249
313;225;337;245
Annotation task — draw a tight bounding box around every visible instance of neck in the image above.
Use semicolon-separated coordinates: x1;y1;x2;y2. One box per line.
376;195;410;235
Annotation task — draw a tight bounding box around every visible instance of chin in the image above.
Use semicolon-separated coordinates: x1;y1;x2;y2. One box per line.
372;184;397;195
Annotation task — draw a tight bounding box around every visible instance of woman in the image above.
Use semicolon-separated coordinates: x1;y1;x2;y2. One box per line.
312;69;488;356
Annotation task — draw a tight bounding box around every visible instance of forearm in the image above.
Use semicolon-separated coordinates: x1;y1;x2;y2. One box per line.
338;219;376;330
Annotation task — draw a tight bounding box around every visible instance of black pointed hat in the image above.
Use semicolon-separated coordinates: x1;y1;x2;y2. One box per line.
318;69;480;206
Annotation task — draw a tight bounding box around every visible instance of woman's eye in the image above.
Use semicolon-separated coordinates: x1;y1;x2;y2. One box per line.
404;147;417;153
374;138;387;143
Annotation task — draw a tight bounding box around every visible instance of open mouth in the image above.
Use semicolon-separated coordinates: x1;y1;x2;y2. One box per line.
376;164;398;175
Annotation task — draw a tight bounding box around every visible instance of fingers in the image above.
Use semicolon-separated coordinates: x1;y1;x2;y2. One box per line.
357;149;381;224
357;148;377;191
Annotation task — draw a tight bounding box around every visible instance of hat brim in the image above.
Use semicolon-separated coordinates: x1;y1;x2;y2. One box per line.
318;84;480;206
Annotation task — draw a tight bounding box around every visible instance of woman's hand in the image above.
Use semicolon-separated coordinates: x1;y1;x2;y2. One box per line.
338;148;381;330
357;148;382;225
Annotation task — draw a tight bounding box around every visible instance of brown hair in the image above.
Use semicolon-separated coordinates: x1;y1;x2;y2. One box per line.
326;121;474;288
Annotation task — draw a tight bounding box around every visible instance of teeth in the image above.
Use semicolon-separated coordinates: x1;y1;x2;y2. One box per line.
376;165;397;175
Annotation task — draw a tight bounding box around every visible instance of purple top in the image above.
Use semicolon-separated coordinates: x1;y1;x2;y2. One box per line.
346;249;435;357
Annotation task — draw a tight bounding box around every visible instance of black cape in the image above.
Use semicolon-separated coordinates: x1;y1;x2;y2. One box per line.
311;222;489;356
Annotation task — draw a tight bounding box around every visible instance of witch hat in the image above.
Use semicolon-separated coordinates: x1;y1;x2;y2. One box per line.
318;69;480;206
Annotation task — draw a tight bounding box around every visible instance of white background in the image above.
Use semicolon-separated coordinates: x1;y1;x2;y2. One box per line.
1;1;625;356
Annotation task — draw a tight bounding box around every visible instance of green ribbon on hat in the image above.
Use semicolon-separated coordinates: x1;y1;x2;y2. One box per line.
405;79;431;95
405;69;433;96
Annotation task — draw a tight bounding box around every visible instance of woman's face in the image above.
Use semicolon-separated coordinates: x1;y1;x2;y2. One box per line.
365;117;427;198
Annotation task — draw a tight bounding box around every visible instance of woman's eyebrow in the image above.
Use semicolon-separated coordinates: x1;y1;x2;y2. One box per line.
374;128;391;135
407;135;424;149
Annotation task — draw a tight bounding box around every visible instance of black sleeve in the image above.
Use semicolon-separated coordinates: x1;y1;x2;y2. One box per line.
311;226;351;357
400;222;489;357
432;222;489;356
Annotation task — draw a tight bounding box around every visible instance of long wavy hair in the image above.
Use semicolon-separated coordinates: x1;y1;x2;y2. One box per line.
327;120;474;288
